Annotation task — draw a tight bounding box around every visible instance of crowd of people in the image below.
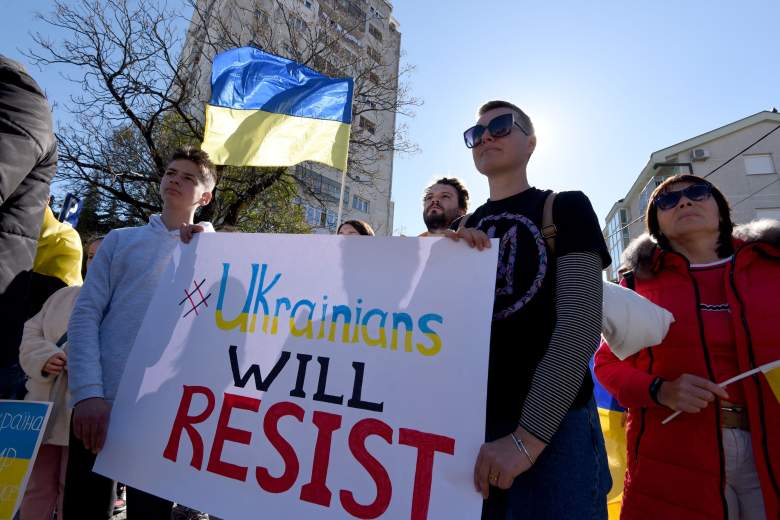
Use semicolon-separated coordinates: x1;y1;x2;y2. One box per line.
2;52;778;520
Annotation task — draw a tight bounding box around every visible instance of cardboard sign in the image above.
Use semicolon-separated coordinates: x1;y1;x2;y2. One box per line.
0;400;52;520
95;234;497;519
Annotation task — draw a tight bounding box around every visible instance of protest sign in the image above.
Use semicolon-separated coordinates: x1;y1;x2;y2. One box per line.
95;234;497;519
0;400;52;520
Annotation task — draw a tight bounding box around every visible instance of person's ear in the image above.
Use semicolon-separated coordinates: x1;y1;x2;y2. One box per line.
527;135;537;155
199;191;213;207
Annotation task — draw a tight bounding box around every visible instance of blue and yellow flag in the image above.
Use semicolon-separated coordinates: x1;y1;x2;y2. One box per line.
201;47;353;172
591;360;627;520
0;400;52;519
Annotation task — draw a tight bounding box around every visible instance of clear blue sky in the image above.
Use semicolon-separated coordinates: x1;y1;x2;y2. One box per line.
3;1;779;235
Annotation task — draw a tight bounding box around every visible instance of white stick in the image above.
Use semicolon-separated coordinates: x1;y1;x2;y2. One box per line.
661;365;765;425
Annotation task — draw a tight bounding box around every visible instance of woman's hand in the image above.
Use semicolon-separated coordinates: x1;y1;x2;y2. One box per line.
43;351;67;375
657;373;729;413
473;426;546;499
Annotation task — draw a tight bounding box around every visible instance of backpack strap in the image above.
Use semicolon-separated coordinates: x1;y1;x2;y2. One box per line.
621;270;636;291
456;212;473;231
541;191;558;255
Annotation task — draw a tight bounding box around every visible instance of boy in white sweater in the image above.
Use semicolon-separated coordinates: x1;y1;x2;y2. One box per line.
64;146;216;519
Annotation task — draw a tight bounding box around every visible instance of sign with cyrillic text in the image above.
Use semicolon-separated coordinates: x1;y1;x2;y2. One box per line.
0;400;52;520
95;234;497;519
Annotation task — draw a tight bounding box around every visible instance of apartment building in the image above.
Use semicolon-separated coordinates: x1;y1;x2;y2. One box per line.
604;110;780;280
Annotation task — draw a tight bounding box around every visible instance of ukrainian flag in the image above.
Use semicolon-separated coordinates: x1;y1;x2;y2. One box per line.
591;360;626;520
201;47;353;172
762;360;780;402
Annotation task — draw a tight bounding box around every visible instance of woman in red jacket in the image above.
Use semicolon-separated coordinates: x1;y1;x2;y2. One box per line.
594;175;780;519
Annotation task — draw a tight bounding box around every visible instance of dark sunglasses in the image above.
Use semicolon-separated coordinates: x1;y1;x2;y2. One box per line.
463;113;528;149
654;183;712;211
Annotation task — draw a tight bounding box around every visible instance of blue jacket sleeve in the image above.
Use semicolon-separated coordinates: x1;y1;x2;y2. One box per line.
67;231;117;405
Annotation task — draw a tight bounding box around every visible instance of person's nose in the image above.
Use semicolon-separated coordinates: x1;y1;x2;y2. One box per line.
480;129;495;145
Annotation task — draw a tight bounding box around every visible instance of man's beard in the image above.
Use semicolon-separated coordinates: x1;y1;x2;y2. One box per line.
423;208;456;231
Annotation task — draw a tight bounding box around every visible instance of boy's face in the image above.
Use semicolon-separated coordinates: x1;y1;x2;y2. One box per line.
160;159;212;210
471;108;536;177
86;239;102;270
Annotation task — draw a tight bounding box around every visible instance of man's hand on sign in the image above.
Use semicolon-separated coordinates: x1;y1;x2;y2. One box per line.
73;397;111;454
180;223;206;244
473;426;547;499
435;228;491;251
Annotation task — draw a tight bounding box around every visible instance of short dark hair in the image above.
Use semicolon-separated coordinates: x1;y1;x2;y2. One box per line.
168;146;217;192
337;219;375;236
645;174;734;258
478;100;535;135
425;177;470;211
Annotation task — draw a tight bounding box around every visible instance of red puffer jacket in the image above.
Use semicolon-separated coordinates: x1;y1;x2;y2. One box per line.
594;220;780;520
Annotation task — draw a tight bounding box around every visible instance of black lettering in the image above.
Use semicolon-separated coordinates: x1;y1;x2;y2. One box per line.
228;345;290;391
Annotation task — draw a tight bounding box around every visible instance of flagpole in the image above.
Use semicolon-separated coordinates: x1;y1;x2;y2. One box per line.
336;167;347;230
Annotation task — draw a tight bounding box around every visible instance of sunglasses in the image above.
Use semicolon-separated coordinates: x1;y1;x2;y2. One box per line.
654;183;712;211
463;113;528;149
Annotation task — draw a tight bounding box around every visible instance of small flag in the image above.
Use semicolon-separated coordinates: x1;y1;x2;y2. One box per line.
762;360;780;402
58;193;82;227
201;47;353;172
664;358;780;424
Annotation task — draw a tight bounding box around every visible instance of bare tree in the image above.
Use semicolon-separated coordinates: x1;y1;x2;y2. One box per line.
28;0;420;230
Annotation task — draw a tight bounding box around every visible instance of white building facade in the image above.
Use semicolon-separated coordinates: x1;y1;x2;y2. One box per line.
604;110;780;281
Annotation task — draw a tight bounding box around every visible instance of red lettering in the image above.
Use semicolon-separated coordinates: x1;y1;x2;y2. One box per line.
299;411;342;507
339;418;393;519
399;428;455;520
256;401;305;493
206;392;261;481
163;385;215;469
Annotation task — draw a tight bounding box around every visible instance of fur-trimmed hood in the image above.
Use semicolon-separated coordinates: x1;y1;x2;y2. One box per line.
620;218;780;278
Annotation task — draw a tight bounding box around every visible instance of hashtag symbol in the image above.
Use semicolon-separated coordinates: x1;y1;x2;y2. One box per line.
179;279;211;318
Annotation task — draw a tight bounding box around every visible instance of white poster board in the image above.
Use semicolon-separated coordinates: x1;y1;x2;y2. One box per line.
95;234;497;519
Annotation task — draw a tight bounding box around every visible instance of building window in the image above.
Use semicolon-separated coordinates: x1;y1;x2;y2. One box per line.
297;165;349;204
368;24;383;42
639;175;669;216
359;116;376;135
604;207;630;281
304;205;322;226
339;45;357;64
744;154;775;175
366;46;382;64
291;16;307;32
352;195;369;213
326;210;338;229
255;8;269;25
